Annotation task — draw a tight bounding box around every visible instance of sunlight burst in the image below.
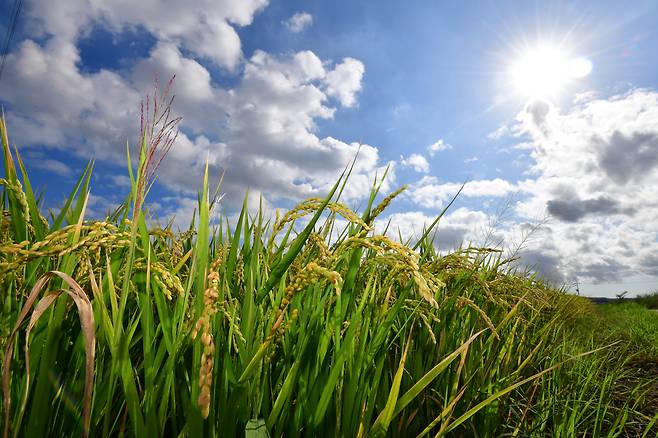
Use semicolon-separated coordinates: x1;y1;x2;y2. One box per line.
509;46;592;99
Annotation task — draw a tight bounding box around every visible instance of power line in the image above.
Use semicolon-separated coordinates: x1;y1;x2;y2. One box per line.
0;0;23;83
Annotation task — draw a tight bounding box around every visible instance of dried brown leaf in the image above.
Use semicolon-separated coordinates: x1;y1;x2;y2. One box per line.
2;271;95;438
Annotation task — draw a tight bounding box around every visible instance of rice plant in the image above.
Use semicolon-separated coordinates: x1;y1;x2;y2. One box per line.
0;91;656;437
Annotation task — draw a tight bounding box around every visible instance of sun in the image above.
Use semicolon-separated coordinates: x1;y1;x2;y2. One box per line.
509;45;592;99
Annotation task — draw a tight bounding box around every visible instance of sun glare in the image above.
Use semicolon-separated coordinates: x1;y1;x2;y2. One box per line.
510;46;592;99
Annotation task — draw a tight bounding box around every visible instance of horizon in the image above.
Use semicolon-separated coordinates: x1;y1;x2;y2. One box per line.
1;0;658;297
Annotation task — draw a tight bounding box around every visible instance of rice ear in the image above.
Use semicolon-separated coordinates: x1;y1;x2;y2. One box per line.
2;271;96;438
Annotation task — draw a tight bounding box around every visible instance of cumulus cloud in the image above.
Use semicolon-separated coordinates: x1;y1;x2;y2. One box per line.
427;139;452;156
82;193;122;219
109;175;132;188
596;131;658;185
499;89;658;285
526;100;551;129
0;38;141;159
395;89;658;287
377;207;489;251
572;257;630;284
407;176;519;209
0;1;380;217
25;0;268;70
210;50;381;204
375;204;569;285
517;248;567;285
546;195;635;222
33;159;73;177
283;12;313;33
400;153;430;173
323;58;365;107
639;254;658;277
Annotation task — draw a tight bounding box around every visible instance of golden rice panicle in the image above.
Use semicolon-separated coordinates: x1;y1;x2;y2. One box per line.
193;268;220;419
275;308;299;339
235;254;244;289
324;200;371;231
457;296;499;339
0;211;11;243
0;178;30;225
370;185;407;221
282;262;341;304
268;198;371;253
268;199;318;250
130;257;185;300
308;263;343;296
307;232;331;261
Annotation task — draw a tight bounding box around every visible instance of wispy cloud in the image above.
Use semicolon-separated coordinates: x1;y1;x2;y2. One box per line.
400;153;430;173
283;12;314;33
407;176;519;208
427;139;452;156
34;159;72;177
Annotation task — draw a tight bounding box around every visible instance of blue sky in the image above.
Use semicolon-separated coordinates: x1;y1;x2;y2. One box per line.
1;0;658;296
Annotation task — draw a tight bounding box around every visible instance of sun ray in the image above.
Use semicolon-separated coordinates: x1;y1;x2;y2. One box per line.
507;44;592;100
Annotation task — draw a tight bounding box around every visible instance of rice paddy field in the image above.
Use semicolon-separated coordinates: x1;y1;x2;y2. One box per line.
1;108;658;437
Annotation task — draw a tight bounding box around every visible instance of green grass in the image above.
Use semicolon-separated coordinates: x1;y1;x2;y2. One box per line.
596;302;658;359
523;300;658;437
1;101;657;437
635;291;658;310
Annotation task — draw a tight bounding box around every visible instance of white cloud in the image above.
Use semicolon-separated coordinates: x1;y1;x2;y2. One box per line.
130;42;225;135
156;196;216;231
498;90;658;286
427;139;452;156
34;159;72;177
210;50;377;204
400;90;658;289
487;125;510;140
464;156;478;164
25;0;269;70
109;174;132;188
283;12;313;33
323;58;365;107
407;176;519;209
0;38;141;159
83;193;121;219
0;4;378;214
376;208;490;251
400;153;430;173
